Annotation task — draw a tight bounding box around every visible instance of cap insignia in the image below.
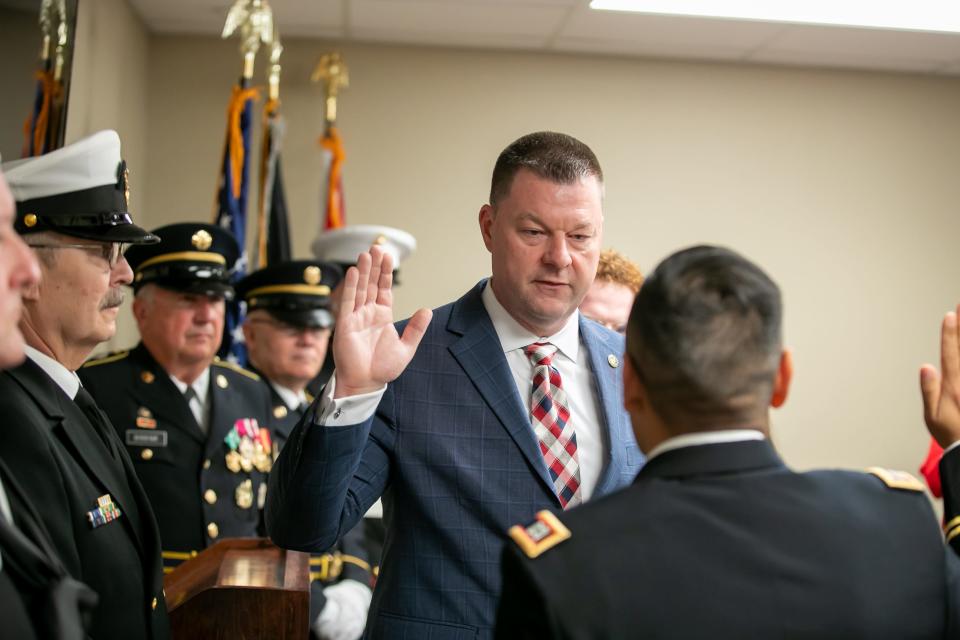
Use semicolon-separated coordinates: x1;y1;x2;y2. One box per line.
24;213;37;228
118;161;131;207
192;230;213;251
304;266;322;285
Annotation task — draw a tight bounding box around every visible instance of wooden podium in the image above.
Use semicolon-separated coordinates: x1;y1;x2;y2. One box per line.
163;538;310;639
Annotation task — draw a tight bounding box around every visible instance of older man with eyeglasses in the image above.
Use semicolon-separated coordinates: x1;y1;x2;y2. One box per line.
0;130;170;639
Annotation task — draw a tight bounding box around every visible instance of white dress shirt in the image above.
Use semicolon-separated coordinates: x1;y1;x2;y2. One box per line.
24;345;80;399
169;368;210;434
269;381;308;412
645;429;766;462
316;278;609;500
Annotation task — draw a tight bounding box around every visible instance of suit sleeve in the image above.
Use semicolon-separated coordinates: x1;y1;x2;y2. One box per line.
941;446;960;554
265;383;395;553
495;545;555;640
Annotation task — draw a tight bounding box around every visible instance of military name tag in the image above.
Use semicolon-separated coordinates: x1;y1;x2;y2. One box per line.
125;430;168;447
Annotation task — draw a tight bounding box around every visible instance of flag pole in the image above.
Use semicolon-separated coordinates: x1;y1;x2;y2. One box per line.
311;53;349;230
215;0;273;363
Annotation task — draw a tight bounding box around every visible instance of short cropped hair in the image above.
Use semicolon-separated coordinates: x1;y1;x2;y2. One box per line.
489;132;603;206
626;245;783;429
596;248;644;294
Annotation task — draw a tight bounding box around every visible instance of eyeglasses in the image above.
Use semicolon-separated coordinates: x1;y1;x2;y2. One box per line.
26;242;129;269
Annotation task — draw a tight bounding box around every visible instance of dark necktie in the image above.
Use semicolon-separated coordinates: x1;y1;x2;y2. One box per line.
73;387;121;461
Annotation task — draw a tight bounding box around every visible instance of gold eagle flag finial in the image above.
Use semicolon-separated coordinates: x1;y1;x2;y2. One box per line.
311;53;349;125
222;0;274;80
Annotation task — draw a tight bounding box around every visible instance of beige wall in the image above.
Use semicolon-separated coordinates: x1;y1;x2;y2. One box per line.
72;26;960;475
67;0;150;349
0;6;41;161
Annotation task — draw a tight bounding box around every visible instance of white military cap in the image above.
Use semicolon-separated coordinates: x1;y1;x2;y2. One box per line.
1;130;157;244
312;224;416;268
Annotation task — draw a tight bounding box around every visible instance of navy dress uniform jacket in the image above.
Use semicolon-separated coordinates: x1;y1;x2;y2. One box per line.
496;439;960;640
267;280;644;639
260;382;373;619
0;360;169;640
79;344;282;570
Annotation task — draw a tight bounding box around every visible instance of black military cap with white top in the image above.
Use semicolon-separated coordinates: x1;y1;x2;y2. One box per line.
236;260;343;329
312;224;415;284
124;222;239;298
1;130;158;244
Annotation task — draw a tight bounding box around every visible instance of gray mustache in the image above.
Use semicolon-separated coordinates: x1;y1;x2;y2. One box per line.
101;289;124;310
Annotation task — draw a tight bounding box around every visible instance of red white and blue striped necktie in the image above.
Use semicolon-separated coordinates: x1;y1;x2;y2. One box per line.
525;342;582;509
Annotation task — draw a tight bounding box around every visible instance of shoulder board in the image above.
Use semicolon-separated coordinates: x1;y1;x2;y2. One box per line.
212;358;261;381
866;467;925;492
507;510;571;559
82;350;130;368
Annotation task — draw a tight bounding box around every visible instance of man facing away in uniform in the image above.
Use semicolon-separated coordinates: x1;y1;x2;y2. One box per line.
79;223;280;577
578;247;643;335
496;244;960;639
238;261;372;640
267;131;644;638
0;131;170;639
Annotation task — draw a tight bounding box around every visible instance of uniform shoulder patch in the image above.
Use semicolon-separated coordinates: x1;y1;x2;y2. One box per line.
866;467;925;492
507;510;571;559
212;358;260;381
82;350;130;368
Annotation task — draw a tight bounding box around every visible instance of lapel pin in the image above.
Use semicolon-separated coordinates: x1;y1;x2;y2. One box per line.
607;354;620;368
141;370;155;384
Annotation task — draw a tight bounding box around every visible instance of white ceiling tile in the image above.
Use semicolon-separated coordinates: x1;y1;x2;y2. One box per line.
553;36;750;61
350;0;567;38
351;28;548;51
561;9;785;50
759;24;960;63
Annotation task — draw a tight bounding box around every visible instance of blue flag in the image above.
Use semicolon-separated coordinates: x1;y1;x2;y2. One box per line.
214;84;258;364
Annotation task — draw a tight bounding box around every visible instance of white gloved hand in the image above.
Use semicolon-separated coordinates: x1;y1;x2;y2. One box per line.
313;579;373;640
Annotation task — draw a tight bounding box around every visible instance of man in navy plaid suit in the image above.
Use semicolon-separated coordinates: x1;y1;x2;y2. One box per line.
267;132;644;639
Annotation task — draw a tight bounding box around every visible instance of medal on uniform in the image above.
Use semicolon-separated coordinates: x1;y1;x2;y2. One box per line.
235;478;254;509
223;418;262;474
257;482;267;509
225;450;242;473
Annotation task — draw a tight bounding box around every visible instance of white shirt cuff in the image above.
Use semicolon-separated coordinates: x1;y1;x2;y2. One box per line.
315;372;386;426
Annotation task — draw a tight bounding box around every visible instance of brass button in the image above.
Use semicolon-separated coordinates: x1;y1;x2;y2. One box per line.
204;489;217;504
141;448;154;461
203;458;211;470
207;522;219;539
151;597;158;610
273;405;287;419
23;213;37;227
216;374;228;389
140;371;155;383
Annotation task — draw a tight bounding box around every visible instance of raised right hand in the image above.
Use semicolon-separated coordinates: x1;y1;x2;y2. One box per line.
332;245;432;398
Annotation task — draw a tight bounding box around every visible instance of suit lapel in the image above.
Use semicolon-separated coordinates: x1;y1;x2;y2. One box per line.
128;344;205;445
8;360;145;554
447;282;557;501
580;319;635;496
